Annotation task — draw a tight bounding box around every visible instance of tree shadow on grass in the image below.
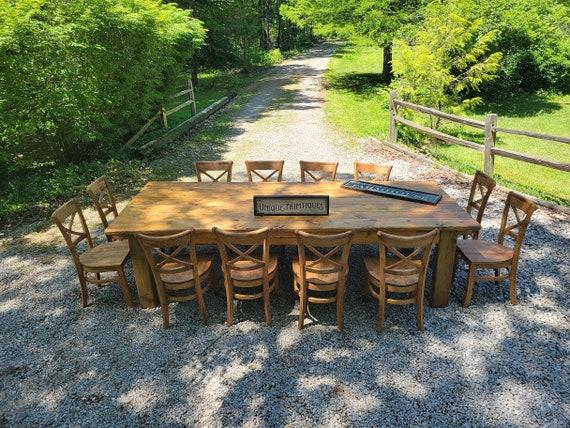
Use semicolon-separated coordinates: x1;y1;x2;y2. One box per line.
326;73;388;97
471;92;562;118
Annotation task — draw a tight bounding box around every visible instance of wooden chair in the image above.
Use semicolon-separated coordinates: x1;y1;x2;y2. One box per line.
51;199;133;308
213;227;278;326
293;230;353;330
194;160;233;182
299;161;338;182
86;176;119;242
245;160;284;182
456;192;537;307
364;229;438;332
353;161;393;182
136;230;213;328
463;170;496;239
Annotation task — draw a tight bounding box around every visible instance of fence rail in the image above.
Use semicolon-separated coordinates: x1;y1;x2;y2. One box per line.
388;90;570;177
126;78;197;147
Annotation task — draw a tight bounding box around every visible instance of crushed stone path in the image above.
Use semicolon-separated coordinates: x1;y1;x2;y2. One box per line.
219;42;357;181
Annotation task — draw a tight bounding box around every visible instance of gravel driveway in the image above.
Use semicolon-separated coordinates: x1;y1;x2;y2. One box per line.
1;44;569;427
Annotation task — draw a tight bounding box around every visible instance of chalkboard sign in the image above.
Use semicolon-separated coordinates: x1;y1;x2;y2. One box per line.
342;180;441;204
253;195;329;216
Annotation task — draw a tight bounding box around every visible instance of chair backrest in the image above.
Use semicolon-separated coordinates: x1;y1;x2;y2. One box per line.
51;199;93;267
194;160;233;182
213;227;271;285
86;176;118;229
498;192;537;256
377;229;439;289
299;161;338;182
354;162;393;182
245;160;284;182
136;230;202;292
296;230;353;279
466;170;496;224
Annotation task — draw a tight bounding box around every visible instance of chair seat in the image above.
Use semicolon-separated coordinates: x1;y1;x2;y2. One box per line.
80;240;130;269
364;256;420;287
457;239;513;265
159;254;214;284
230;255;278;282
292;257;343;285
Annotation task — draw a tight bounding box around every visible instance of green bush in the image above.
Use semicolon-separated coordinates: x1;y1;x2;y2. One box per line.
479;0;570;95
0;0;205;169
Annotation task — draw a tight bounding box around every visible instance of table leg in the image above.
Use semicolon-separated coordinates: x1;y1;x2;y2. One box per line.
128;235;158;309
431;230;457;308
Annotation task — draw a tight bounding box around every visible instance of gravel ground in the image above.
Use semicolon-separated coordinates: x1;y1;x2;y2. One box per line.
1;44;569;427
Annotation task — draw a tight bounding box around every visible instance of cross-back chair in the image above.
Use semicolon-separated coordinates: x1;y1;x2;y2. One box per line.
299;161;338;182
51;199;133;308
293;230;353;330
86;176;119;242
456;192;537;307
364;229;438;332
213;227;278;326
245;160;285;182
353;161;393;182
194;160;233;182
464;170;496;239
136;230;214;328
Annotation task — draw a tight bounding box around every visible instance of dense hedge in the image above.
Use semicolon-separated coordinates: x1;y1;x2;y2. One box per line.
0;0;205;169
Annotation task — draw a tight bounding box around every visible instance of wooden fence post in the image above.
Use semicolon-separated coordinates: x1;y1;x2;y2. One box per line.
161;106;168;129
483;113;497;176
189;78;197;116
389;90;397;144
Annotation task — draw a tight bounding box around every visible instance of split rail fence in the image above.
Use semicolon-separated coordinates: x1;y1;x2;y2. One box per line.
388;90;570;178
126;79;197;147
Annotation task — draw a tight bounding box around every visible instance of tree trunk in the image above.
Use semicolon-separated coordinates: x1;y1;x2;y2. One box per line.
382;44;393;83
259;0;271;50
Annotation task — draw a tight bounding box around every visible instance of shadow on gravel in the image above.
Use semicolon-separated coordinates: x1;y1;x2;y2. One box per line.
1;184;569;425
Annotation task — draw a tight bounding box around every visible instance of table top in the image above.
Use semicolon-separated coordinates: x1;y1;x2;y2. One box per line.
106;181;480;242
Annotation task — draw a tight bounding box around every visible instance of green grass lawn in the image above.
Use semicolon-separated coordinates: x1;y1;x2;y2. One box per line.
324;41;570;206
324;42;390;143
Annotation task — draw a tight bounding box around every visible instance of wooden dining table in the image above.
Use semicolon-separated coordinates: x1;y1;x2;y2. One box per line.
106;180;480;309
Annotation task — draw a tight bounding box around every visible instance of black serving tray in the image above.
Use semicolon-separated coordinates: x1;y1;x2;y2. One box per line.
342;180;441;205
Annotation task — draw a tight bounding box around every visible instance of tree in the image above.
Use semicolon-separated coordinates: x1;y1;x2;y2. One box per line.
392;0;502;111
0;0;205;166
281;0;424;82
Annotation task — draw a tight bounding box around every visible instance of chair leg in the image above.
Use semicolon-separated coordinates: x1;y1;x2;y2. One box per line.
263;281;272;326
161;301;170;328
196;279;209;325
508;266;518;305
494;268;500;278
462;264;477;308
78;272;89;308
117;268;134;307
376;284;386;332
336;280;346;331
225;281;234;327
298;283;306;330
416;287;424;332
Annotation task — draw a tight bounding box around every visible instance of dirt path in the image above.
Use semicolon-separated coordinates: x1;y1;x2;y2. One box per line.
218;42;357;181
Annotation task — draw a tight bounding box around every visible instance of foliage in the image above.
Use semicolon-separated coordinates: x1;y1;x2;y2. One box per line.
0;66;264;226
281;0;423;79
392;0;502;110
181;0;314;69
0;0;205;169
477;0;570;95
